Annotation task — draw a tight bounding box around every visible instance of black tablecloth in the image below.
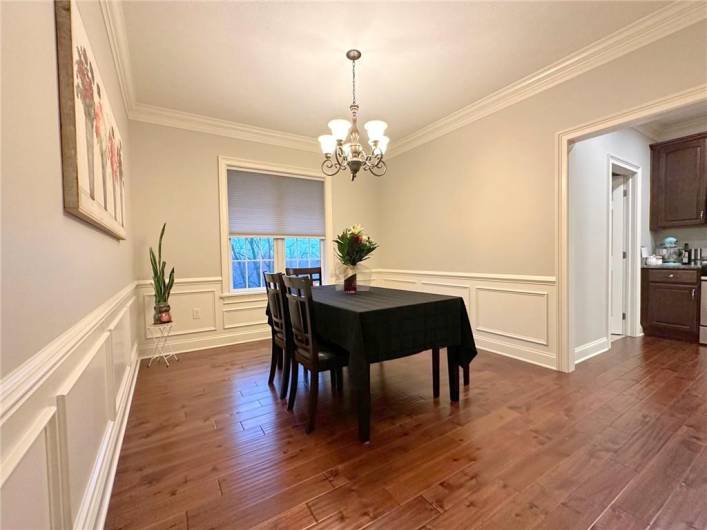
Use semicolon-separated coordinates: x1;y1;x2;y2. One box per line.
311;286;476;380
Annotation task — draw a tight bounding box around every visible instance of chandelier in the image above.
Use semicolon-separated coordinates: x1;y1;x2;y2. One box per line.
318;50;389;181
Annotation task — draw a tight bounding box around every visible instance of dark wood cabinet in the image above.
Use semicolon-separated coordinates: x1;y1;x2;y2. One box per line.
650;132;707;230
641;268;700;342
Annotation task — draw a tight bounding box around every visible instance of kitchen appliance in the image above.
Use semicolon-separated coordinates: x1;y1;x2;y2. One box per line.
659;236;681;263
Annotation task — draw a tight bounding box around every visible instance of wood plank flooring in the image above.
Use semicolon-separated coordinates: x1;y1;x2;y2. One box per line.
105;337;707;530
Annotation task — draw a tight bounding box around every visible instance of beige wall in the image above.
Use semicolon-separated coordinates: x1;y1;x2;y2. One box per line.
129;121;382;281
1;0;134;377
378;22;707;277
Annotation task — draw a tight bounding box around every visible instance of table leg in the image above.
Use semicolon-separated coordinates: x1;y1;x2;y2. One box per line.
463;363;470;386
432;347;440;398
447;348;459;402
357;364;371;443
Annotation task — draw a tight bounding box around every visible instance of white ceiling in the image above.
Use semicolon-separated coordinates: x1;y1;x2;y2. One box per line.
121;1;668;139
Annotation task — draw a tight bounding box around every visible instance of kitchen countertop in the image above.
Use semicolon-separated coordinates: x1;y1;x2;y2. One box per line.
643;263;707;277
642;263;703;270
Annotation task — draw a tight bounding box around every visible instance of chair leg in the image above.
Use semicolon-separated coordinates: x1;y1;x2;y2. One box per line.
306;369;319;433
279;346;291;400
268;341;280;385
287;359;299;411
463;363;470;386
432;347;440;398
336;367;344;393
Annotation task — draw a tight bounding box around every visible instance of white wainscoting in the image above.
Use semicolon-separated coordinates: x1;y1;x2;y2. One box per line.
135;272;558;370
372;269;558;369
135;277;270;358
0;283;139;530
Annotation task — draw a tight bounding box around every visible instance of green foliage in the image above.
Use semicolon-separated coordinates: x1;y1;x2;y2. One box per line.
334;224;378;266
149;223;175;304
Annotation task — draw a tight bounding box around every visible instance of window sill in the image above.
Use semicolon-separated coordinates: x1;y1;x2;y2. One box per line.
220;288;266;300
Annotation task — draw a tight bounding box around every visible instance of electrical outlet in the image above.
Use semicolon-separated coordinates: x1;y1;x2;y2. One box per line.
192;308;201;320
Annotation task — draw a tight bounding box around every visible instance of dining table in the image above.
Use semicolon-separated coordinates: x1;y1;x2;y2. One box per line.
309;285;478;442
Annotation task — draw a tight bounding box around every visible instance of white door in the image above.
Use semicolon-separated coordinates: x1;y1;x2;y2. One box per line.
610;175;627;335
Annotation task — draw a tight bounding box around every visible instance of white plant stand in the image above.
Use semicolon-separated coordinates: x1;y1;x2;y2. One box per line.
147;322;177;367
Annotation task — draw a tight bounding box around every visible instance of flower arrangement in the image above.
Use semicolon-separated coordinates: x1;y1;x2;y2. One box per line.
334;225;377;293
334;224;378;266
150;223;175;323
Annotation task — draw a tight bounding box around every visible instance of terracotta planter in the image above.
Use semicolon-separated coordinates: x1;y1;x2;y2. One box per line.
153;303;172;324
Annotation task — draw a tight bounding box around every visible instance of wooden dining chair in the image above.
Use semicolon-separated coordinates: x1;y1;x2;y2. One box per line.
282;275;346;433
431;347;470;398
263;272;292;400
285;266;323;286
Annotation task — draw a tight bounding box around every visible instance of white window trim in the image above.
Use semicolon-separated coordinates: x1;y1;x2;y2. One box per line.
218;156;334;297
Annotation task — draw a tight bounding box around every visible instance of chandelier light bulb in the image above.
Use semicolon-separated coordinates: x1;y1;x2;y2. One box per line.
318;134;337;155
371;135;390;155
364;120;388;142
328;119;352;141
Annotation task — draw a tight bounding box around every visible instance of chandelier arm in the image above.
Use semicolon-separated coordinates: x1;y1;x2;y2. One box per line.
321;158;341;177
334;146;346;167
369;160;387;177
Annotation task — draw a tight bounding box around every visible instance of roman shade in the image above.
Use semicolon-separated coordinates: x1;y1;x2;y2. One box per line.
228;170;325;237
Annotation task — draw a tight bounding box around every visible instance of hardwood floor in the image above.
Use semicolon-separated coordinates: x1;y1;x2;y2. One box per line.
105;337;707;530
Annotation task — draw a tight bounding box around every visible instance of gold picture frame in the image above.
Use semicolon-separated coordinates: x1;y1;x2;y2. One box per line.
55;0;127;240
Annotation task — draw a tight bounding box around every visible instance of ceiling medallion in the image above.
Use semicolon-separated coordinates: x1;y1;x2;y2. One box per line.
318;49;389;181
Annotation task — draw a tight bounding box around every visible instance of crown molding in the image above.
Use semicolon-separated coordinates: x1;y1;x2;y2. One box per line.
634;113;707;142
387;1;707;159
632;123;663;142
100;0;318;152
99;0;136;114
129;103;319;152
101;0;705;157
659;114;707;140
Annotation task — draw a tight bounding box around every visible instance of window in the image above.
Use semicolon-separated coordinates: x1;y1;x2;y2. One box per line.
230;237;274;289
285;237;321;271
223;167;326;291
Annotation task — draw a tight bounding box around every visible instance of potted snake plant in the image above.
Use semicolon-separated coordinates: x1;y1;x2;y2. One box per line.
150;223;175;324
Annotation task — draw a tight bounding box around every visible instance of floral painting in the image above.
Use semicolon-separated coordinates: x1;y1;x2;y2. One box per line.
55;0;127;239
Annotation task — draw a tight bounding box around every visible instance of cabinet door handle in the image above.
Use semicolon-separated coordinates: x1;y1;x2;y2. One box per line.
692;288;696;299
668;273;675;278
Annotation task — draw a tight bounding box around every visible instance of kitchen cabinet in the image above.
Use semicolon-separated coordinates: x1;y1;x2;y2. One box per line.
641;268;700;342
650;132;707;230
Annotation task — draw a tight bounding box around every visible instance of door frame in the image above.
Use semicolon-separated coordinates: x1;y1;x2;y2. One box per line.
557;85;707;373
606;157;640;341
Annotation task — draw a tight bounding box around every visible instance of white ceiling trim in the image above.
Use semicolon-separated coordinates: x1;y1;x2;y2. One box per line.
387;1;707;158
659;114;707;140
101;1;705;156
99;0;135;114
130;103;319;152
635;114;707;142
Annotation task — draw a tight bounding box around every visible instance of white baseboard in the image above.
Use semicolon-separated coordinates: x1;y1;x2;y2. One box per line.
475;336;557;369
138;328;270;358
574;337;611;364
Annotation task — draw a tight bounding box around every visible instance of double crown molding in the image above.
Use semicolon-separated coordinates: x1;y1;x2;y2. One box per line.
101;1;706;156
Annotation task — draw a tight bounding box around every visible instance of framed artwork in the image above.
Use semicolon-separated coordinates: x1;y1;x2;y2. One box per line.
55;0;127;239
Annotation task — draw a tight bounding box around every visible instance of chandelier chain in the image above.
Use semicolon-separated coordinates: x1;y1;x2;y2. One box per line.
352;60;356;105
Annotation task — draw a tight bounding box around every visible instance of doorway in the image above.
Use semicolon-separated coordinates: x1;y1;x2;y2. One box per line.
609;162;636;340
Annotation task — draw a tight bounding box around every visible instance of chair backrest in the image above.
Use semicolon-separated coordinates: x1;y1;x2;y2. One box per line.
282;275;318;367
285;266;322;286
263;272;287;343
